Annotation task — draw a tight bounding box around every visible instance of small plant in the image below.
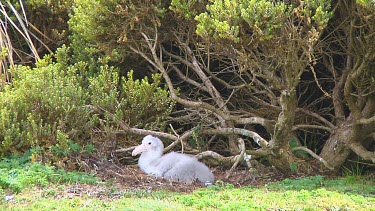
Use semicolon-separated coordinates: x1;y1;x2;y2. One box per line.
342;159;366;177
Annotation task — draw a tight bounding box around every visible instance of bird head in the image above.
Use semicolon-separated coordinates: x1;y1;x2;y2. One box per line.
131;135;164;157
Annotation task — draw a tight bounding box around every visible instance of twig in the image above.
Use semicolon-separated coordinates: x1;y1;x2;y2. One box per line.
169;124;184;153
115;146;135;153
87;105;177;140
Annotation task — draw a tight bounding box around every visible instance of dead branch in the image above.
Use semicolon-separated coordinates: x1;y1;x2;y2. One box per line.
115;146;136;153
225;138;246;179
291;146;334;170
232;116;275;133
197;148;270;167
129;42;231;123
296;108;335;129
169;63;210;93
292;124;332;132
202;128;269;148
196;150;237;167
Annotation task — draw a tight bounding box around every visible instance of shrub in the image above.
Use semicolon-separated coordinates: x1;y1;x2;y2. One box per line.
0;46;92;157
0;45;174;162
88;68;175;148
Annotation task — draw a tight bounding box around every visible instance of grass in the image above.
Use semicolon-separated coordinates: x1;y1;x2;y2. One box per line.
0;152;98;193
2;176;374;211
1;153;374;210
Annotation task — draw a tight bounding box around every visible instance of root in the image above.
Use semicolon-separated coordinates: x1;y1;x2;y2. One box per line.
225;138;246;179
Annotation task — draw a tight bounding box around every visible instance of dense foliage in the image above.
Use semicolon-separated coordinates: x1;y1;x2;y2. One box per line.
1;0;374;175
0;45;174;163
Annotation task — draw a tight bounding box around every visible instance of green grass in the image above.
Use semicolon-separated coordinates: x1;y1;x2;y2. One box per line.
1;154;374;210
1;176;374;211
0;152;98;193
174;179;375;210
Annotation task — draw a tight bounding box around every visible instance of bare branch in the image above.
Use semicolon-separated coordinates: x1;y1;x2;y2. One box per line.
292;124;332;132
202;128;269;148
232;117;275;132
169;63;210;93
348;142;375;163
196;150;236;166
297;108;335;129
225;138;246;179
88;105;177;141
357;115;375;125
130;33;234;123
197;148;270;167
291;146;334;170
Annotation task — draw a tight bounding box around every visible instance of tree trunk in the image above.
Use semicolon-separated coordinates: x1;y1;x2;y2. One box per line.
268;89;299;173
319;123;352;174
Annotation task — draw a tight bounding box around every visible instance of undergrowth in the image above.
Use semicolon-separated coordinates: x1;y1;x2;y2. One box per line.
0;151;98;193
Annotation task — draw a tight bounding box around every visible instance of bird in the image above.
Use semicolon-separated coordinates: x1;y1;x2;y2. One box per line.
132;135;215;184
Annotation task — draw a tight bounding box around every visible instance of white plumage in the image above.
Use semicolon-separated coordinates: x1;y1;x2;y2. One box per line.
132;135;215;183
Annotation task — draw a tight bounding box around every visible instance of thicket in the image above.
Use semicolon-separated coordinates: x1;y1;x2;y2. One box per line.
0;43;174;164
68;0;374;175
1;0;374;176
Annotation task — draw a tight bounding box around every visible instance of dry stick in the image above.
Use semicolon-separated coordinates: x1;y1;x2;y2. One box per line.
225;138;246;179
115;146;136;153
169;124;184;153
291;146;334;170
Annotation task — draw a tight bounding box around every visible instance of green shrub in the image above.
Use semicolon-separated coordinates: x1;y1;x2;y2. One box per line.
88;68;175;147
0;44;174;162
0;46;92;157
68;0;167;65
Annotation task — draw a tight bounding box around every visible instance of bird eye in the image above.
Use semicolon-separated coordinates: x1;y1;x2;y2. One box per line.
148;142;151;145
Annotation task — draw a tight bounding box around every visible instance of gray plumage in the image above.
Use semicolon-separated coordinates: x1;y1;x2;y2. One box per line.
132;135;215;183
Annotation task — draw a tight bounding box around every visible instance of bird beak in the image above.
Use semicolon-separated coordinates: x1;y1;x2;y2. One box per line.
132;144;147;156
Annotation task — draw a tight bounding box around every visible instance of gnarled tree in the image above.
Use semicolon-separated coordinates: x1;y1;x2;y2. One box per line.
71;0;375;175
